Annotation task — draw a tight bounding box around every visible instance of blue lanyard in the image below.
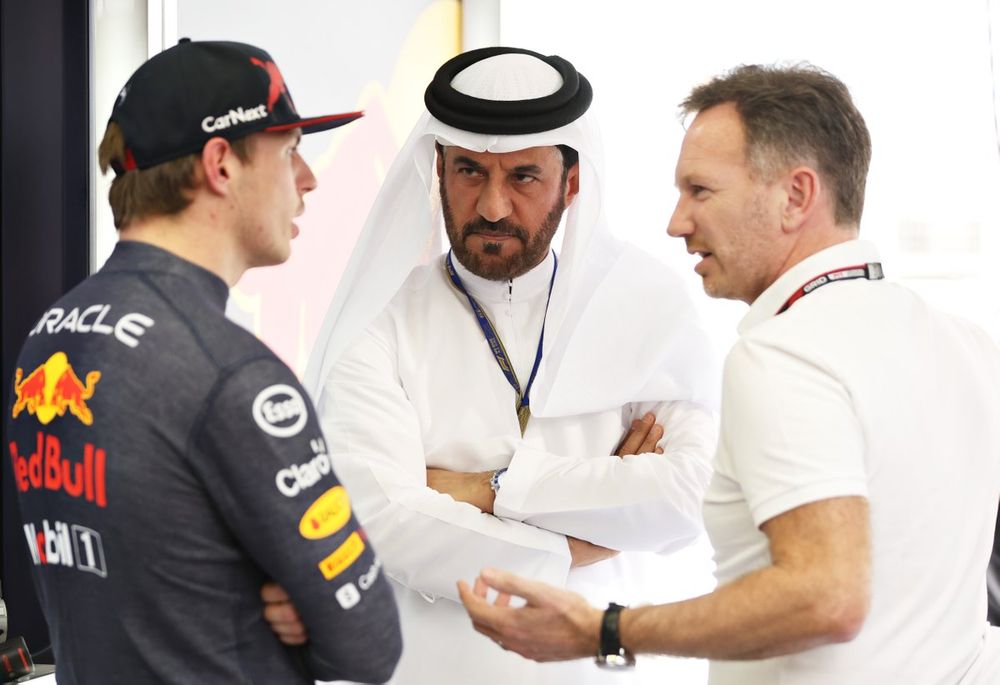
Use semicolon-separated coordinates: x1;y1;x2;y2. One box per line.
445;251;557;435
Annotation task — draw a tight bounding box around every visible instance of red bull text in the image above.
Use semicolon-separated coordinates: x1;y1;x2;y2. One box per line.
9;432;107;507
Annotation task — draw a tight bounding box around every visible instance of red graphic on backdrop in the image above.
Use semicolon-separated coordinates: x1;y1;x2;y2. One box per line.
232;98;400;374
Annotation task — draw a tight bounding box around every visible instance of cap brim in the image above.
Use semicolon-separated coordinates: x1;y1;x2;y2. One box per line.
266;110;364;134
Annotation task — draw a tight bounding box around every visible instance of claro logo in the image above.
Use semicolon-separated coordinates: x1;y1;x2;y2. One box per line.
276;450;332;497
252;384;307;438
299;486;352;540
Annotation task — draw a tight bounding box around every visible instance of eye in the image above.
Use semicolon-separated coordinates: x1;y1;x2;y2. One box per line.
456;166;483;178
690;184;710;197
513;173;538;184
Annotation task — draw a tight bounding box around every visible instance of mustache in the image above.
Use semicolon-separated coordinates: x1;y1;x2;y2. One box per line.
462;218;528;242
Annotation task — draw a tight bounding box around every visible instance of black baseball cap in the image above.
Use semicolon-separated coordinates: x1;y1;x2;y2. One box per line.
109;38;362;174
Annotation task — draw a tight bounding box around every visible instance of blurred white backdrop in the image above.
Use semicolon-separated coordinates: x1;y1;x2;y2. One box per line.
495;0;1000;352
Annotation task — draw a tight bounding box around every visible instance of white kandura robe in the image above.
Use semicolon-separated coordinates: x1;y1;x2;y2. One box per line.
316;251;718;684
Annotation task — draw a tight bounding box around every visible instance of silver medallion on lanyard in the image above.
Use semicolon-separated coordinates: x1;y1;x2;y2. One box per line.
777;262;884;315
445;250;557;436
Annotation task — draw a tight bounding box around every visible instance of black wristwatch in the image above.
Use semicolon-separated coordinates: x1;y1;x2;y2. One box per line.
594;602;635;669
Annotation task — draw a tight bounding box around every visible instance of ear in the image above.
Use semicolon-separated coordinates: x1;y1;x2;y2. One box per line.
780;165;820;234
563;163;580;206
200;137;240;196
435;146;445;180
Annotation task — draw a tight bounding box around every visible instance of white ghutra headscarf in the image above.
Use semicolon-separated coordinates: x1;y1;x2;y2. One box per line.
305;48;719;416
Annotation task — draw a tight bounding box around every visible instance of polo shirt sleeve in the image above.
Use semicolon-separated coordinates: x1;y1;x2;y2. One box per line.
720;338;869;528
189;355;401;684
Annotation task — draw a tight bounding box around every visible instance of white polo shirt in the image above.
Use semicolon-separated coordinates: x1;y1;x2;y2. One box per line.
703;240;1000;684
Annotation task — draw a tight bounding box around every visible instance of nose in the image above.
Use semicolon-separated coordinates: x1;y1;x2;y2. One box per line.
295;152;318;195
666;195;693;238
476;178;513;223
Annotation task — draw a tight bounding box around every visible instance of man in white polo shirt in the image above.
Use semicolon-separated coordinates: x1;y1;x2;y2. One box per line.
459;63;1000;685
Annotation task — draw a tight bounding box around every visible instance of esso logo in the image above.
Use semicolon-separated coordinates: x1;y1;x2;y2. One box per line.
252;384;307;438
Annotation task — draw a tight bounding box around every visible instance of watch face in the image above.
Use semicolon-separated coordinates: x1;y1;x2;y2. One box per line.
595;652;636;669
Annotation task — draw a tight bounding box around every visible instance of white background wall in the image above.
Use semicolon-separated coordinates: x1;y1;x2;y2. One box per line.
496;0;1000;352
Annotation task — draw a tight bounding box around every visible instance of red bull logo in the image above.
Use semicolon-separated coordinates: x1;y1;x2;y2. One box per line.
11;352;101;425
9;432;107;508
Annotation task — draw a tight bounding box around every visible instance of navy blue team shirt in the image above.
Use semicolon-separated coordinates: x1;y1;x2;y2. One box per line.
6;241;401;684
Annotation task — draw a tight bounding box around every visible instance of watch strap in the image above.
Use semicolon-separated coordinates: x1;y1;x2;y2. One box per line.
599;602;625;657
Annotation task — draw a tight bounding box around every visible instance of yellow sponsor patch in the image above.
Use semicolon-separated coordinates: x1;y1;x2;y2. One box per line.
318;531;365;581
299;486;351;540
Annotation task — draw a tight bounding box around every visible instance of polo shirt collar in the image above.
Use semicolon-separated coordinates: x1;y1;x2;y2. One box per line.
739;239;881;335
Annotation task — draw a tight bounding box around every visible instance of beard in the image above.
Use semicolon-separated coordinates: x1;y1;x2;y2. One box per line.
441;182;566;281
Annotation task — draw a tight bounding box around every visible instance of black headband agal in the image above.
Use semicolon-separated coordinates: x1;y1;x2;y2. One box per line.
424;47;592;135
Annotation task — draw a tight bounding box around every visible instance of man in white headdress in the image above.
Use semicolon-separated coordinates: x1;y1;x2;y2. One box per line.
266;47;720;683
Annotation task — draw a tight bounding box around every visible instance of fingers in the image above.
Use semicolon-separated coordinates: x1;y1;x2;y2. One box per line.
268;618;308;645
459;580;521;657
263;601;300;624
260;582;290;603
615;413;651;456
479;567;552;606
469;574;511;606
457;580;478;608
262;589;307;646
638;421;664;454
458;579;499;633
616;412;664;456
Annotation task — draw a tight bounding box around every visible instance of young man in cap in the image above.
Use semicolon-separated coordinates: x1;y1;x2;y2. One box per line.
265;47;720;683
6;39;401;684
459;64;1000;684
